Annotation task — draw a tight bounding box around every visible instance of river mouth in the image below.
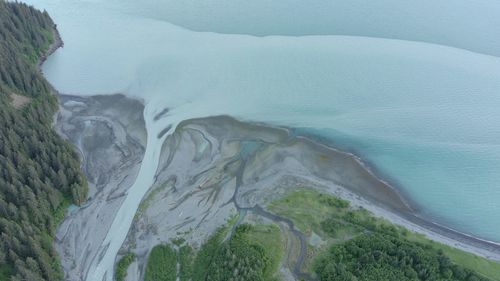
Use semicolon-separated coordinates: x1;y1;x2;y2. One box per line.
27;0;500;245
22;0;500;278
54;94;500;280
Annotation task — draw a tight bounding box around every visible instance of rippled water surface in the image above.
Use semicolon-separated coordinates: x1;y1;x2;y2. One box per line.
25;0;500;273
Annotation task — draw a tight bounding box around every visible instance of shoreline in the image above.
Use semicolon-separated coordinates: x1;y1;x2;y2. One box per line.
38;38;500;278
289;127;500;258
290;128;500;262
295;129;500;261
182;115;500;262
38;25;63;69
49;93;500;280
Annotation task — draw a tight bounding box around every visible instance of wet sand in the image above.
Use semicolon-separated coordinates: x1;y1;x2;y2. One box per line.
53;94;500;281
39;20;500;281
186;116;500;260
54;94;146;280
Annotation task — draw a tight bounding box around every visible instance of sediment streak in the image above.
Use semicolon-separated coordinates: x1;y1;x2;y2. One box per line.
85;103;172;281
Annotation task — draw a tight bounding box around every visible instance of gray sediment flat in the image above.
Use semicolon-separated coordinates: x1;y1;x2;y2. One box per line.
55;95;500;281
54;94;146;281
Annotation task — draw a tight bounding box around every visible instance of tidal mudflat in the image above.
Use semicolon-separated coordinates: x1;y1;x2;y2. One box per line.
21;0;500;279
26;0;500;246
55;95;500;280
54;94;146;280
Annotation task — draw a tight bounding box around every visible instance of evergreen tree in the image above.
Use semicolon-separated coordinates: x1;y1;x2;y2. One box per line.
0;1;88;280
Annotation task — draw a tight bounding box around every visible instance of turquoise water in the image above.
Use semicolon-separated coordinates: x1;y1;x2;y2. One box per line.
26;0;500;246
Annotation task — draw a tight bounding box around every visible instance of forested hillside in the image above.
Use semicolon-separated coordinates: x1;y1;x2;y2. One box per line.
0;1;88;280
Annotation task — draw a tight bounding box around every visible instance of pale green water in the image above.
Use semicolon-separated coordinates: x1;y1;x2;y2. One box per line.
23;0;500;279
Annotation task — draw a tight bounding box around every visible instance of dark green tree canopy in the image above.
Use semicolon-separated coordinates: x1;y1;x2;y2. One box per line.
0;1;88;280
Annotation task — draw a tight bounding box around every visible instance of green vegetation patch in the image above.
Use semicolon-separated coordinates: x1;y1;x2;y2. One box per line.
314;233;490;281
192;223;283;281
406;232;500;281
268;188;359;239
207;228;268;280
269;188;500;281
115;253;136;281
178;245;194;281
145;245;177;281
206;224;283;281
242;224;283;280
142;220;283;281
0;265;13;281
192;226;229;281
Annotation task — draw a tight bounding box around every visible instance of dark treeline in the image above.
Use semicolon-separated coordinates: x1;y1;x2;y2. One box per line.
315;204;491;281
189;224;275;281
0;1;88;281
204;224;270;281
145;245;177;281
0;1;53;96
314;233;491;281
